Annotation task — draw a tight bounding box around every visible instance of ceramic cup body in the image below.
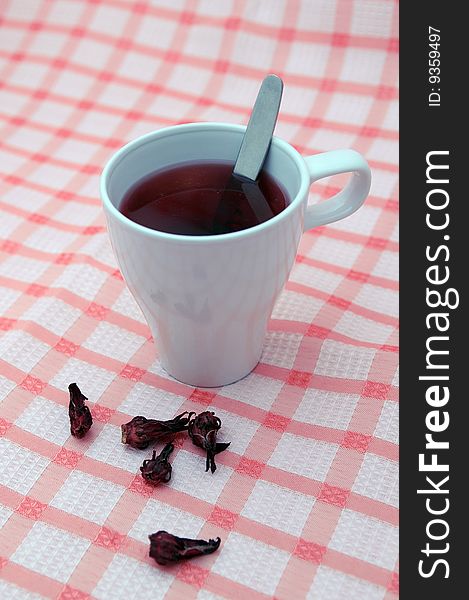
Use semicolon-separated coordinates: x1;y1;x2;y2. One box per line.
101;123;371;387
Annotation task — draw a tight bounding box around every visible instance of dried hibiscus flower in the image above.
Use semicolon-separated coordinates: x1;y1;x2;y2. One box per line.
121;412;194;450
149;530;221;565
140;443;174;485
68;383;93;438
188;411;230;473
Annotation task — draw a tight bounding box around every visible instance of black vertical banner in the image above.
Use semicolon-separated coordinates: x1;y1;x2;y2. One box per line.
400;3;465;598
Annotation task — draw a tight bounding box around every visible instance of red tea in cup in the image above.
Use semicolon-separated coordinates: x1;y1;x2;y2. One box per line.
120;160;288;236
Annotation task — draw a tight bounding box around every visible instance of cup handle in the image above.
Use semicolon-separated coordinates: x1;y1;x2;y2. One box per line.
303;149;371;231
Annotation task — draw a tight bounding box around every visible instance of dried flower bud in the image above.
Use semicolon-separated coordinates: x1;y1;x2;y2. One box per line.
188;411;231;473
121;412;194;450
68;383;93;438
149;530;221;565
140;443;174;485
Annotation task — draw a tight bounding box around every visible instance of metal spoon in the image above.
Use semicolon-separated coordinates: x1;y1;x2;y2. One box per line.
233;73;284;182
213;74;284;232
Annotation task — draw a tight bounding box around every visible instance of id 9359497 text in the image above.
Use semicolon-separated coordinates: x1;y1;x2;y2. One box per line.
428;26;441;107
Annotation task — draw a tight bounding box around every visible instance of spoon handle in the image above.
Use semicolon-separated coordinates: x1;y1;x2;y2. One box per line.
233;74;283;182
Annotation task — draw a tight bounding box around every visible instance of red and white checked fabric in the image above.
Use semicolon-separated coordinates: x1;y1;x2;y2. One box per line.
0;1;398;598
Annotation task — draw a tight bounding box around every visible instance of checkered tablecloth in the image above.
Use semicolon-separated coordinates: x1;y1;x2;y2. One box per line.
0;1;398;598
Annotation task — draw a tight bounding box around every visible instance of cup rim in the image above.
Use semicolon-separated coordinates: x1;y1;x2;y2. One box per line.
100;122;310;243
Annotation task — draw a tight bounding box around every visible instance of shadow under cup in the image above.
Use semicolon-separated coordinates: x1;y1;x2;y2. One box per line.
101;123;308;387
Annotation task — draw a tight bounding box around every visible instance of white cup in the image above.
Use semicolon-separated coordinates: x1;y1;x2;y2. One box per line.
101;122;371;387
